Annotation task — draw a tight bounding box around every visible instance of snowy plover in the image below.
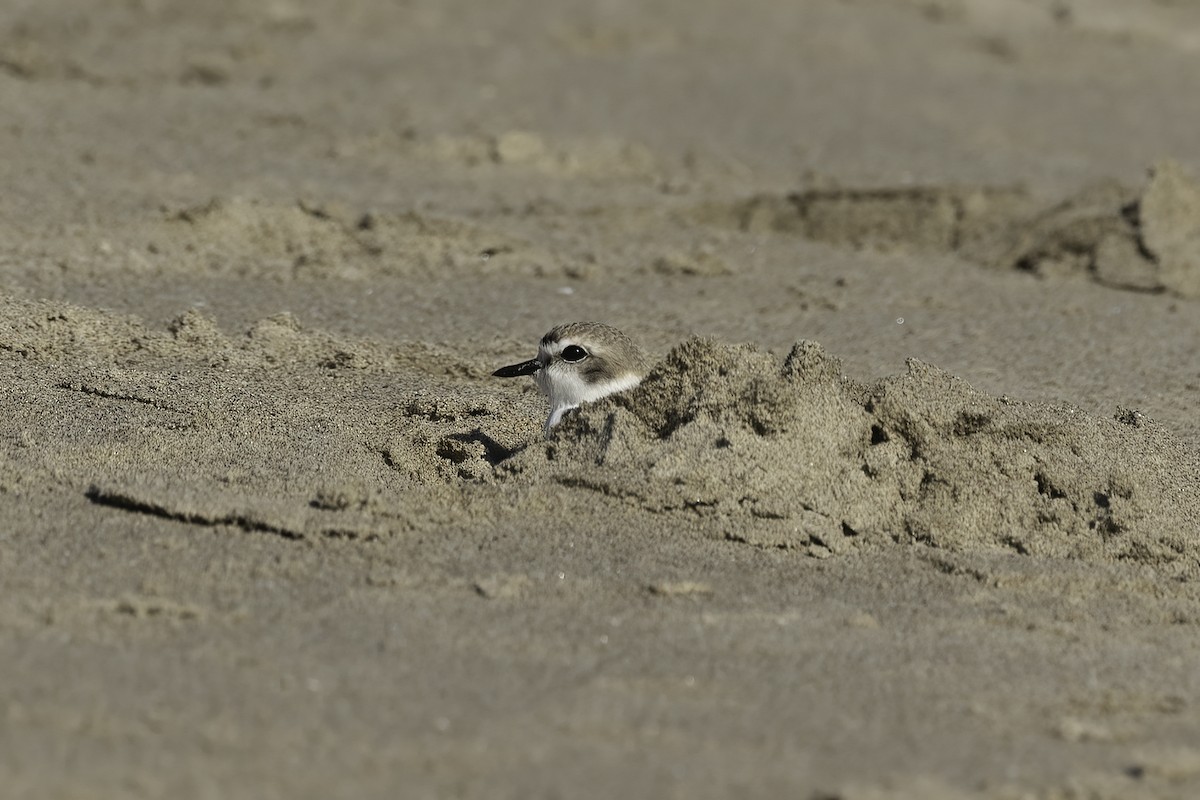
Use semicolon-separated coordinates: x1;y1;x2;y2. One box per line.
493;322;650;430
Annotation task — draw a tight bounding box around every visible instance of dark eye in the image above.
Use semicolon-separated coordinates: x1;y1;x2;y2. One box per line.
561;345;588;362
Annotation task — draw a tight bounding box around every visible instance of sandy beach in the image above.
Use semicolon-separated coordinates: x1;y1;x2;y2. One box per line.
2;1;1200;797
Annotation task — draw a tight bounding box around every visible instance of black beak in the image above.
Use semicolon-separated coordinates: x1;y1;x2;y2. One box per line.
493;359;541;378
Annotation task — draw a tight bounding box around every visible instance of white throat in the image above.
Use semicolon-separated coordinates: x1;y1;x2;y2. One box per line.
537;369;642;429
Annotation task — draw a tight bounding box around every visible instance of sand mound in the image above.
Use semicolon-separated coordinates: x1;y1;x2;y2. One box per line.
0;296;525;539
499;338;1200;574
980;160;1200;296
87;197;568;280
0;296;475;377
732;184;1030;255
711;160;1200;297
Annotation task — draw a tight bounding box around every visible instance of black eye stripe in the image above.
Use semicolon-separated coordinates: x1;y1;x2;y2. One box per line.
561;344;588;362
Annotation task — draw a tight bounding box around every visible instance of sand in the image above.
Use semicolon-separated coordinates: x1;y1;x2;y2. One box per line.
2;1;1200;798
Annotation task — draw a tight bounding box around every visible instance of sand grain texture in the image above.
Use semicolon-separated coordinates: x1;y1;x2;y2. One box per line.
2;1;1200;799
